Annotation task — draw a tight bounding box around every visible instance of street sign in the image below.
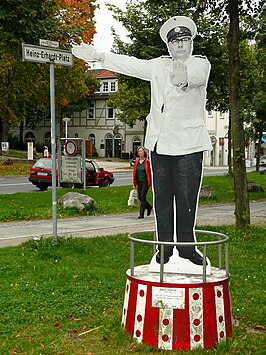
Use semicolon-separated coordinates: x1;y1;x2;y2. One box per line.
61;156;82;184
1;142;9;151
65;140;77;156
22;43;73;66
39;39;59;48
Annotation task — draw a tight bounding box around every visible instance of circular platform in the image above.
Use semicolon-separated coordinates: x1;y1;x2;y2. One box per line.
128;264;228;285
121;265;232;350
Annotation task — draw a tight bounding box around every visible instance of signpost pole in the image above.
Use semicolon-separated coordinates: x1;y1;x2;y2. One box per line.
22;40;73;238
50;61;57;238
82;139;86;190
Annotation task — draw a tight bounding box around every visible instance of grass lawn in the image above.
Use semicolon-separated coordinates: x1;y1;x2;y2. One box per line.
0;171;265;222
0;226;265;354
1;160;265;353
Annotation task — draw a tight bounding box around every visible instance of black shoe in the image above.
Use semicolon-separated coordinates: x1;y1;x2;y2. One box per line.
147;207;152;216
156;246;173;264
138;215;144;219
179;252;205;266
156;252;170;264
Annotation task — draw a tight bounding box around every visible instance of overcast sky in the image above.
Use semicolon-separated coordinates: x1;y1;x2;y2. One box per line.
93;0;128;52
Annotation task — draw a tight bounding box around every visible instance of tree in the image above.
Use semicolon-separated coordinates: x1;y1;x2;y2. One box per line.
107;1;230;130
242;6;266;171
52;0;97;46
0;0;97;143
227;0;250;229
205;0;263;231
107;0;264;231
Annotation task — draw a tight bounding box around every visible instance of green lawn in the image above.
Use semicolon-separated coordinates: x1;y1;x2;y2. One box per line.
1;161;265;353
0;226;265;354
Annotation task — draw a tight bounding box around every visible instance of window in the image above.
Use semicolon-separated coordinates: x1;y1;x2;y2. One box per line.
107;107;114;119
25;132;35;144
101;80;117;93
87;107;94;120
85;161;95;172
44;132;51;146
110;81;116;92
102;82;109;92
132;136;141;156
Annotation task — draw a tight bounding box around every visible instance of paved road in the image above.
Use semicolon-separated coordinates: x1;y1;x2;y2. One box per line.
1;200;265;248
0;166;259;193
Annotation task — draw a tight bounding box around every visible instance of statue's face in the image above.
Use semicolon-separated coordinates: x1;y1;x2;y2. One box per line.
168;37;192;61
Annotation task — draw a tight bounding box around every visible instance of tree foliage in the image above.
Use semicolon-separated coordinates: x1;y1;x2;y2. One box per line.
51;0;97;46
0;0;97;142
107;0;265;231
107;0;231;127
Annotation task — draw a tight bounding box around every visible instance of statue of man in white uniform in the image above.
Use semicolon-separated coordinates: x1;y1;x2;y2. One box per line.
72;16;212;266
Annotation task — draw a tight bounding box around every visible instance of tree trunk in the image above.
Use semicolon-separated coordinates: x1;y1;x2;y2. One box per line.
228;111;233;175
228;0;250;230
19;120;24;144
256;126;263;172
0;118;2;143
2;117;9;142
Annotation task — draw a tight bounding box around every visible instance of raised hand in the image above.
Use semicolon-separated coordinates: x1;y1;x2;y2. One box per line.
169;59;188;87
72;42;96;61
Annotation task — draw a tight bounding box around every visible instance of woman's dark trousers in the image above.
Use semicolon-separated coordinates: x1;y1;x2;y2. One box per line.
137;180;152;217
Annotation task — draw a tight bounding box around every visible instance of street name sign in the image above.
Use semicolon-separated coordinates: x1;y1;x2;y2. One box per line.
22;43;73;66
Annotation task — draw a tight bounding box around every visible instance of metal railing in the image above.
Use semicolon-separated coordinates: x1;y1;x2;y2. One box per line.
128;229;229;283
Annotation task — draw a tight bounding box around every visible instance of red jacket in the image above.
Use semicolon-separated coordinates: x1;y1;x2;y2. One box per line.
133;158;152;187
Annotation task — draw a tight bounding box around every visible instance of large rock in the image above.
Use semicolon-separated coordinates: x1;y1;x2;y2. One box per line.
247;180;264;193
199;185;212;198
58;192;94;210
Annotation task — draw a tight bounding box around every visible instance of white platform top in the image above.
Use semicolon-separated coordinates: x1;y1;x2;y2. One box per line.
127;265;229;285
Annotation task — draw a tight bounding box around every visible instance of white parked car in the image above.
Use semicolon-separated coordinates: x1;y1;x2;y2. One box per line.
259;155;266;167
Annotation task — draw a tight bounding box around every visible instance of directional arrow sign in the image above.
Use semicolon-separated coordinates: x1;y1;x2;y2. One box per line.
22;43;73;66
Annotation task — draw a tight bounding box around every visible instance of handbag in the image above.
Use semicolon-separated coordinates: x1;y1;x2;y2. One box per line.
127;189;139;206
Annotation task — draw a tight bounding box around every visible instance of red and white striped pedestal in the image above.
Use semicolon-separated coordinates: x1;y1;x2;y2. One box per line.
121;265;232;350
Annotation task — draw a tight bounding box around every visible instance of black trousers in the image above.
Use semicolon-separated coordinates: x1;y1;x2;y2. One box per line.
137;180;152;217
151;150;203;257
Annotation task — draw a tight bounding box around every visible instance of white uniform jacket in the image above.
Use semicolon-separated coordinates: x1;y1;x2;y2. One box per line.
102;52;212;156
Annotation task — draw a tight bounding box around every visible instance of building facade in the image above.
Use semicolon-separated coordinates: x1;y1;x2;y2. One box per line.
11;69;232;166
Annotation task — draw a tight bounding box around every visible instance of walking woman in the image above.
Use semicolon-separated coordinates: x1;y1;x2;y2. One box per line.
133;146;152;219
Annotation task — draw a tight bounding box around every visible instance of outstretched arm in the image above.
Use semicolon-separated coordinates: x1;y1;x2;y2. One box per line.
72;42;154;81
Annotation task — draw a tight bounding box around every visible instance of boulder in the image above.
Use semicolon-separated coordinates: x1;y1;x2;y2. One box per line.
247;180;264;193
200;185;212;198
58;192;94;210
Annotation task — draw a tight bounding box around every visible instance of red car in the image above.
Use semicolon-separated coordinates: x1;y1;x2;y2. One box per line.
29;158;114;191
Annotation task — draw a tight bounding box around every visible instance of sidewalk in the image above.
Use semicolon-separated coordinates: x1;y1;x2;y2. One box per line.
93;158;259;174
94;158;131;171
1;201;265;248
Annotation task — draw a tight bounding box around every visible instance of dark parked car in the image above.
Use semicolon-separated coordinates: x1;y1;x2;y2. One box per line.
29;158;114;191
